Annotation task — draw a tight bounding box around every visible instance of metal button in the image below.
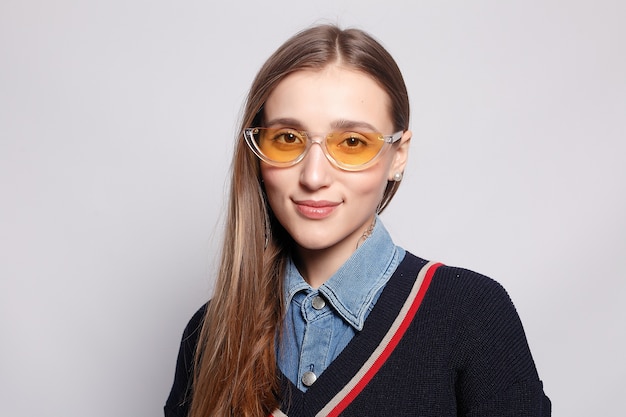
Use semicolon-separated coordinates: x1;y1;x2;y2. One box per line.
302;371;317;386
311;295;326;310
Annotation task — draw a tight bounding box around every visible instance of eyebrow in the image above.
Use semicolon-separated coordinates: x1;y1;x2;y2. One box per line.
264;117;381;132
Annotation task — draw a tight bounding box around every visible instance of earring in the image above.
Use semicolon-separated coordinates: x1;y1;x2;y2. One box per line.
393;172;403;182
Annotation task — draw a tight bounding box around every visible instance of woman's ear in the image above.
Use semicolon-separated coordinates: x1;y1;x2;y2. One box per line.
388;130;411;181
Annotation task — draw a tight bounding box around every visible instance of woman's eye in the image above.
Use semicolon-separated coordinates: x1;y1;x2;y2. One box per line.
339;133;368;148
344;136;362;147
273;131;302;144
282;133;298;143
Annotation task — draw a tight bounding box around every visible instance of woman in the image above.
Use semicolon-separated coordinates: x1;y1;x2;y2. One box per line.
165;25;550;417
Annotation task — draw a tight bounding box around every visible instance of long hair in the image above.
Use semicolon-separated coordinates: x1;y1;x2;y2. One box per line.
189;24;410;417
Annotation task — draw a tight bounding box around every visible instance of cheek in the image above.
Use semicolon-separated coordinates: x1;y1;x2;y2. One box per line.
346;169;390;203
260;165;289;203
364;157;394;193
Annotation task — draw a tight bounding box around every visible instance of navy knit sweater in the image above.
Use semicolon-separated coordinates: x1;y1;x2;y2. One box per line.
165;253;550;416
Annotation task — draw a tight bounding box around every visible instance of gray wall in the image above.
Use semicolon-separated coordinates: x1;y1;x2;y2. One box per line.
1;1;624;416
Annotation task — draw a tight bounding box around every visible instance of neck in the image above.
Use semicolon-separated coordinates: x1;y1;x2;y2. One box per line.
294;247;347;288
294;217;376;288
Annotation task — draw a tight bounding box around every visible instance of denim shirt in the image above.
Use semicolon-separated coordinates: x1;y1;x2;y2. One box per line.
277;218;405;391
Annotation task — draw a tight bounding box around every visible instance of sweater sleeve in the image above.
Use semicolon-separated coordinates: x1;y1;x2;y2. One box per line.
447;269;551;416
164;305;207;417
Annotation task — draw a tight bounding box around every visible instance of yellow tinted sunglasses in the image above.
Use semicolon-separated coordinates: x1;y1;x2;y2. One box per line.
244;127;403;171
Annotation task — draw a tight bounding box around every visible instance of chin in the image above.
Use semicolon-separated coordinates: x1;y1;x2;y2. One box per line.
292;237;333;251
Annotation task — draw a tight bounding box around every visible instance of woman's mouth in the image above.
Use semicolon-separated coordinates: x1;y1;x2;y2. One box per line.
293;200;341;219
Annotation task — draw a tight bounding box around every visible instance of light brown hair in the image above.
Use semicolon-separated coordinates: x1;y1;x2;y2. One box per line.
190;24;410;417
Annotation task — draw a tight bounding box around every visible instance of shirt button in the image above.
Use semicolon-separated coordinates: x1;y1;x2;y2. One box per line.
311;295;326;310
302;371;317;387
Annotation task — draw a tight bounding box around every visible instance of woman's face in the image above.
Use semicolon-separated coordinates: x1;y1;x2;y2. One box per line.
261;65;410;264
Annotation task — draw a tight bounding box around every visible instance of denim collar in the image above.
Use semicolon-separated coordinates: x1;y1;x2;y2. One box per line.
283;217;404;331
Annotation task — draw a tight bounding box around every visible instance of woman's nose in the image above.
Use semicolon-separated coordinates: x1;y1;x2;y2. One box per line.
299;142;333;190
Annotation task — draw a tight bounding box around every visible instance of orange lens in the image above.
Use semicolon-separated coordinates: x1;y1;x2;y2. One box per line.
257;128;307;162
326;131;385;166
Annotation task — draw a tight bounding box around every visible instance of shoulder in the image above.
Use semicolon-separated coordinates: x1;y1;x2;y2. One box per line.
424;263;549;414
392;253;551;413
434;263;513;308
402;252;522;332
405;253;537;369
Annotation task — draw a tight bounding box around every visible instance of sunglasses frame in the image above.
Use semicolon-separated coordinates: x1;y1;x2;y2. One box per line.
243;127;403;171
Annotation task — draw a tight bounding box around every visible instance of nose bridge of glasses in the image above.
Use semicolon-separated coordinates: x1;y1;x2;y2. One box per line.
298;132;341;169
302;131;331;145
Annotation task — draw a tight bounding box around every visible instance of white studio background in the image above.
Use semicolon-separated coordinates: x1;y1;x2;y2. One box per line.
1;1;624;416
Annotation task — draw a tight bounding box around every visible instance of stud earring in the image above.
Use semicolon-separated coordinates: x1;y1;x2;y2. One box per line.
393;172;403;182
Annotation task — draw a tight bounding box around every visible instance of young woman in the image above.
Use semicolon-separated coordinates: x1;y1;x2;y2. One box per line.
165;25;550;417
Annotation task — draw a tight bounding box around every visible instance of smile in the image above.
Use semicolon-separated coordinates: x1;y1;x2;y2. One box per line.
293;200;341;220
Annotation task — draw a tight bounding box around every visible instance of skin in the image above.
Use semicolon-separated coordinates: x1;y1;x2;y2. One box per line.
261;65;411;288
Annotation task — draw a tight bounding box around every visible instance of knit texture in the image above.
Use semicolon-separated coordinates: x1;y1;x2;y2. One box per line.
164;253;551;416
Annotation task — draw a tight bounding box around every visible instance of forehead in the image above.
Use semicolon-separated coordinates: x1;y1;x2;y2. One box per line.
264;66;393;132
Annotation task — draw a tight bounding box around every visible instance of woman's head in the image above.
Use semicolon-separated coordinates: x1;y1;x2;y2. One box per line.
259;66;410;279
233;25;410;243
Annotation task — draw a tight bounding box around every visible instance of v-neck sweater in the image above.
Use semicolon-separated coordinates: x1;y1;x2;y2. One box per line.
165;253;551;416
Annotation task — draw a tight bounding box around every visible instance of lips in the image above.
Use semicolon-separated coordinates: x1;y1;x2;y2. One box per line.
293;199;341;219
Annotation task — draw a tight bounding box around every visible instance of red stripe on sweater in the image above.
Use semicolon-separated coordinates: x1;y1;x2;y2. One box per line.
326;262;442;417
